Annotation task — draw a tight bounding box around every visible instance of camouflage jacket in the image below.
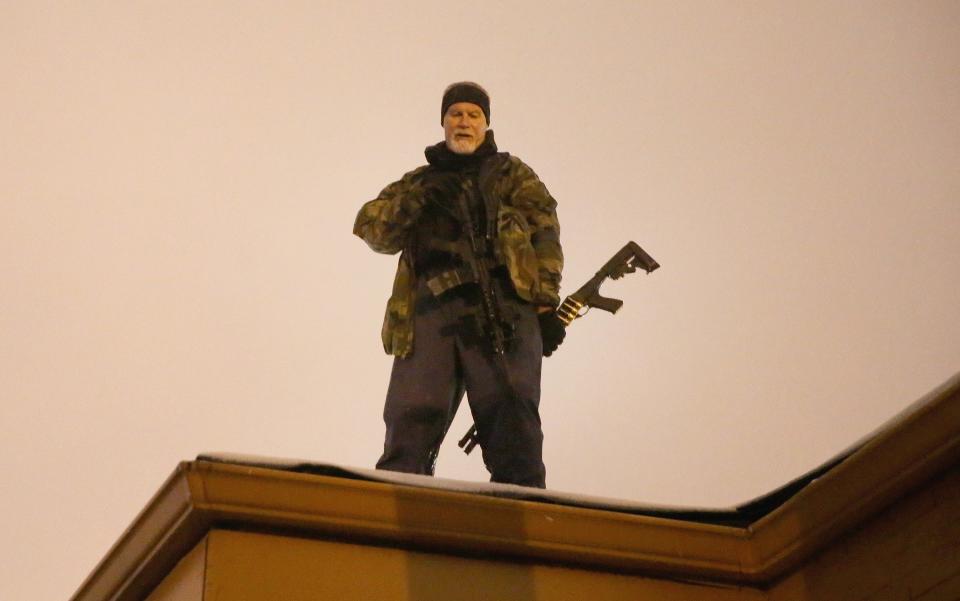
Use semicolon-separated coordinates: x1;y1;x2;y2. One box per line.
354;136;563;357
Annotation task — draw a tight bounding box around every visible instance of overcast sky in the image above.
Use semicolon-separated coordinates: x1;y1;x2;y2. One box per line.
2;3;959;600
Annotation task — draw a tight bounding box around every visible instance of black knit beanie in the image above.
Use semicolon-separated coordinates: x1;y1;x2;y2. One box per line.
441;82;490;125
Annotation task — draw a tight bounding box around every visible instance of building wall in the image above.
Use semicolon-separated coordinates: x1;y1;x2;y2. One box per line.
198;529;764;601
138;465;960;600
768;464;960;601
144;538;205;601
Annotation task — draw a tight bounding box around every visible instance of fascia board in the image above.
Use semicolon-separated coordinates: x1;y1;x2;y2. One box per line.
188;460;754;581
745;374;960;582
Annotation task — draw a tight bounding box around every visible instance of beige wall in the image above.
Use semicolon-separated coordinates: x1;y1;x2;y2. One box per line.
3;3;959;600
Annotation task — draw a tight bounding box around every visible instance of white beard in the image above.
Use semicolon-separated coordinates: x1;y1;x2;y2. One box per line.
446;137;481;155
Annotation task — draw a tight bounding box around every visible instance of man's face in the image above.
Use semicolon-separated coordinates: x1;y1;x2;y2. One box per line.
443;102;487;155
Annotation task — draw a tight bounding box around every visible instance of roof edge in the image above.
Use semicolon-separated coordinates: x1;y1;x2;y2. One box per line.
746;371;960;581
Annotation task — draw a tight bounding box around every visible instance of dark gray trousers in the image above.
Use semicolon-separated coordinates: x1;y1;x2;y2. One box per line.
375;279;546;488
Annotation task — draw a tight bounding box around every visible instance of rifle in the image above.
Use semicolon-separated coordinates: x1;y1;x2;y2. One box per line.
458;240;660;454
451;185;519;454
555;241;660;325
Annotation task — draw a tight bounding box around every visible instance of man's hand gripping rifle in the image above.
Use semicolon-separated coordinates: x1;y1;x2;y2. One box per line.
458;240;660;454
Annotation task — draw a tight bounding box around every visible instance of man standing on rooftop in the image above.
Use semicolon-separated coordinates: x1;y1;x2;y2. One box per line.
354;82;565;488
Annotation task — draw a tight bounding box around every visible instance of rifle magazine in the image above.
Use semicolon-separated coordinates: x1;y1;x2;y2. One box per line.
557;297;584;326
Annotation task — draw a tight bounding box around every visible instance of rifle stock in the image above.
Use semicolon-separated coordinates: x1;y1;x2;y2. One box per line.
557;241;659;326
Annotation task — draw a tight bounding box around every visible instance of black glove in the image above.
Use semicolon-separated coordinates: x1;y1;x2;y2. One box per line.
423;171;463;207
538;309;567;357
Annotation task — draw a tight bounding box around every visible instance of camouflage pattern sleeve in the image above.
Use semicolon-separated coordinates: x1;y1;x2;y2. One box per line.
353;166;430;254
506;157;563;306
